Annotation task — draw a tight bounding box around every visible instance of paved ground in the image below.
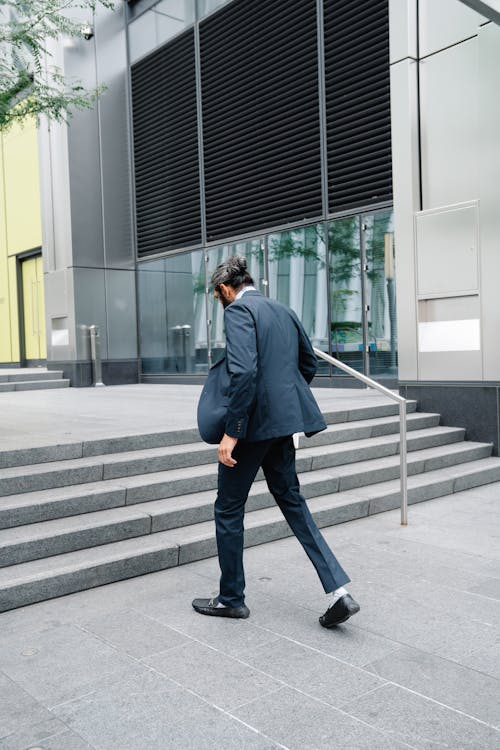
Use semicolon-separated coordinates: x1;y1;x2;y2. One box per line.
0;383;399;449
0;482;498;749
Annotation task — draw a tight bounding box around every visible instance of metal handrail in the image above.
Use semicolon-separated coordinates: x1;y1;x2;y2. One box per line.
313;348;408;525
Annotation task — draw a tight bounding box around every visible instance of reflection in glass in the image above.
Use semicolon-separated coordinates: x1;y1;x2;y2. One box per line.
196;0;230;20
328;217;363;372
138;250;206;374
268;224;329;374
206;239;264;363
364;210;397;375
128;0;195;63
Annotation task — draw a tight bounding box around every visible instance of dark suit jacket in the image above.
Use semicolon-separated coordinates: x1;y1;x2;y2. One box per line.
222;291;326;441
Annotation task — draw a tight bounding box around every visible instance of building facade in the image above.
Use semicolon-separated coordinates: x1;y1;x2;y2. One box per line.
34;0;500;452
0;117;46;367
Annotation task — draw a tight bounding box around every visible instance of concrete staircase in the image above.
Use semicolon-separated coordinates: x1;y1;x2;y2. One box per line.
0;399;499;611
0;369;69;392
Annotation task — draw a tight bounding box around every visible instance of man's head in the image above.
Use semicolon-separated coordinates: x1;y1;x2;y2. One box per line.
211;255;254;307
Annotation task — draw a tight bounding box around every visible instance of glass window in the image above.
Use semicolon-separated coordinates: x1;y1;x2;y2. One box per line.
328;216;363;372
196;0;231;21
364;210;397;376
129;0;195;63
138;250;207;374
267;224;329;374
206;239;264;364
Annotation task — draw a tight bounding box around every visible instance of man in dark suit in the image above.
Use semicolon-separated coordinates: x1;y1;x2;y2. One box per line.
192;256;359;628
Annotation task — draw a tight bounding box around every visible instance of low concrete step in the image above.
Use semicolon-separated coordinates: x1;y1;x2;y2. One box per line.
0;379;70;393
0;438;490;530
0;400;418;470
0;439;492;565
0;456;499;612
304;412;440;448
0;424;465;498
0;370;64;383
0;507;152;567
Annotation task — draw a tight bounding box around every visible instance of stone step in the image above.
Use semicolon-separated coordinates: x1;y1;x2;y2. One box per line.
0;379;70;393
0;400;418;470
0;439;492;564
0;425;466;499
0;456;499;612
0;507;152;568
303;411;440;448
0;370;64;383
0;437;491;531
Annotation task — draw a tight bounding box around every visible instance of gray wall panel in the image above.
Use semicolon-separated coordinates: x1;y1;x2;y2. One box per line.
478;23;500;379
419;0;485;57
64;34;105;268
44;270;76;361
73;268;108;359
390;59;420;381
95;3;135;270
419;351;482;380
420;38;479;210
389;0;417;62
105;270;138;358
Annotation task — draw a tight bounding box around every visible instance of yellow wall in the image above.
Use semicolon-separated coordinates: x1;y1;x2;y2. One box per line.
0;116;43;363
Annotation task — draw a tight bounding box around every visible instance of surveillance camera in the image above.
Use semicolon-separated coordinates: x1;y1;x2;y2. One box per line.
81;23;94;40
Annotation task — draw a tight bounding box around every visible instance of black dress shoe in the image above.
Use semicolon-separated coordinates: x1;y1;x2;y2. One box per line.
319;593;360;628
192;596;250;619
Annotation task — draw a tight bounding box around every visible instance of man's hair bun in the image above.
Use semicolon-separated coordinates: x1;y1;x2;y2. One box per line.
211;254;254;292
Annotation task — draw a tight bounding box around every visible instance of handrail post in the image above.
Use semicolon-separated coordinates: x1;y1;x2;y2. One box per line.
312;347;408;525
399;401;408;525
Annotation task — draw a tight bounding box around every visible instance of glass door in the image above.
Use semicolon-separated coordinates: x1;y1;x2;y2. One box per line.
328;216;364;373
363;210;397;377
328;210;397;378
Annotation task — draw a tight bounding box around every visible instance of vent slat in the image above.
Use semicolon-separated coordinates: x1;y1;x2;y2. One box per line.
131;30;201;257
325;0;392;212
201;0;322;242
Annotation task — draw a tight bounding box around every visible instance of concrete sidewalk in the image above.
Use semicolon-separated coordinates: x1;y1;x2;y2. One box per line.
0;383;405;449
0;483;498;749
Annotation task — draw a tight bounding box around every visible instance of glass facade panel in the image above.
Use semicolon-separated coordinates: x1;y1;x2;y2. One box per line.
196;0;231;20
137;215;397;379
328;216;364;372
267;224;329;374
364;210;397;376
206;239;264;364
129;0;195;63
138;250;206;374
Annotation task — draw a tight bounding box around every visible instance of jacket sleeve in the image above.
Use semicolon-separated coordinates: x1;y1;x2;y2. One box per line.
223;303;258;439
291;311;317;384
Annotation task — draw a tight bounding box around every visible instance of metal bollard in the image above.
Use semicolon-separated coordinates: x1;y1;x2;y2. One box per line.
89;325;105;387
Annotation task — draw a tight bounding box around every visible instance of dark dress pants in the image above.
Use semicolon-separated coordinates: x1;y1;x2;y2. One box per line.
215;435;350;608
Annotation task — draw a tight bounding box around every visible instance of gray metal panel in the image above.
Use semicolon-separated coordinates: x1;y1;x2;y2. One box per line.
95;2;135;270
105;270;138;359
459;0;500;25
419;0;486;57
419;351;483;380
389;0;417;62
478;23;500;378
73;268;108;359
390;59;420;381
128;11;157;63
415;204;479;296
45;270;76;361
64;35;105;268
420;37;479;210
37;122;56;274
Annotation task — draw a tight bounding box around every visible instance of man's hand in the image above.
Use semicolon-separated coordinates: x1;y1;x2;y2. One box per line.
218;434;238;467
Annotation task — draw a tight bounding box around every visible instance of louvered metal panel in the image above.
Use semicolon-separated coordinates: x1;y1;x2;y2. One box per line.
325;0;392;212
200;0;322;242
131;30;201;256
